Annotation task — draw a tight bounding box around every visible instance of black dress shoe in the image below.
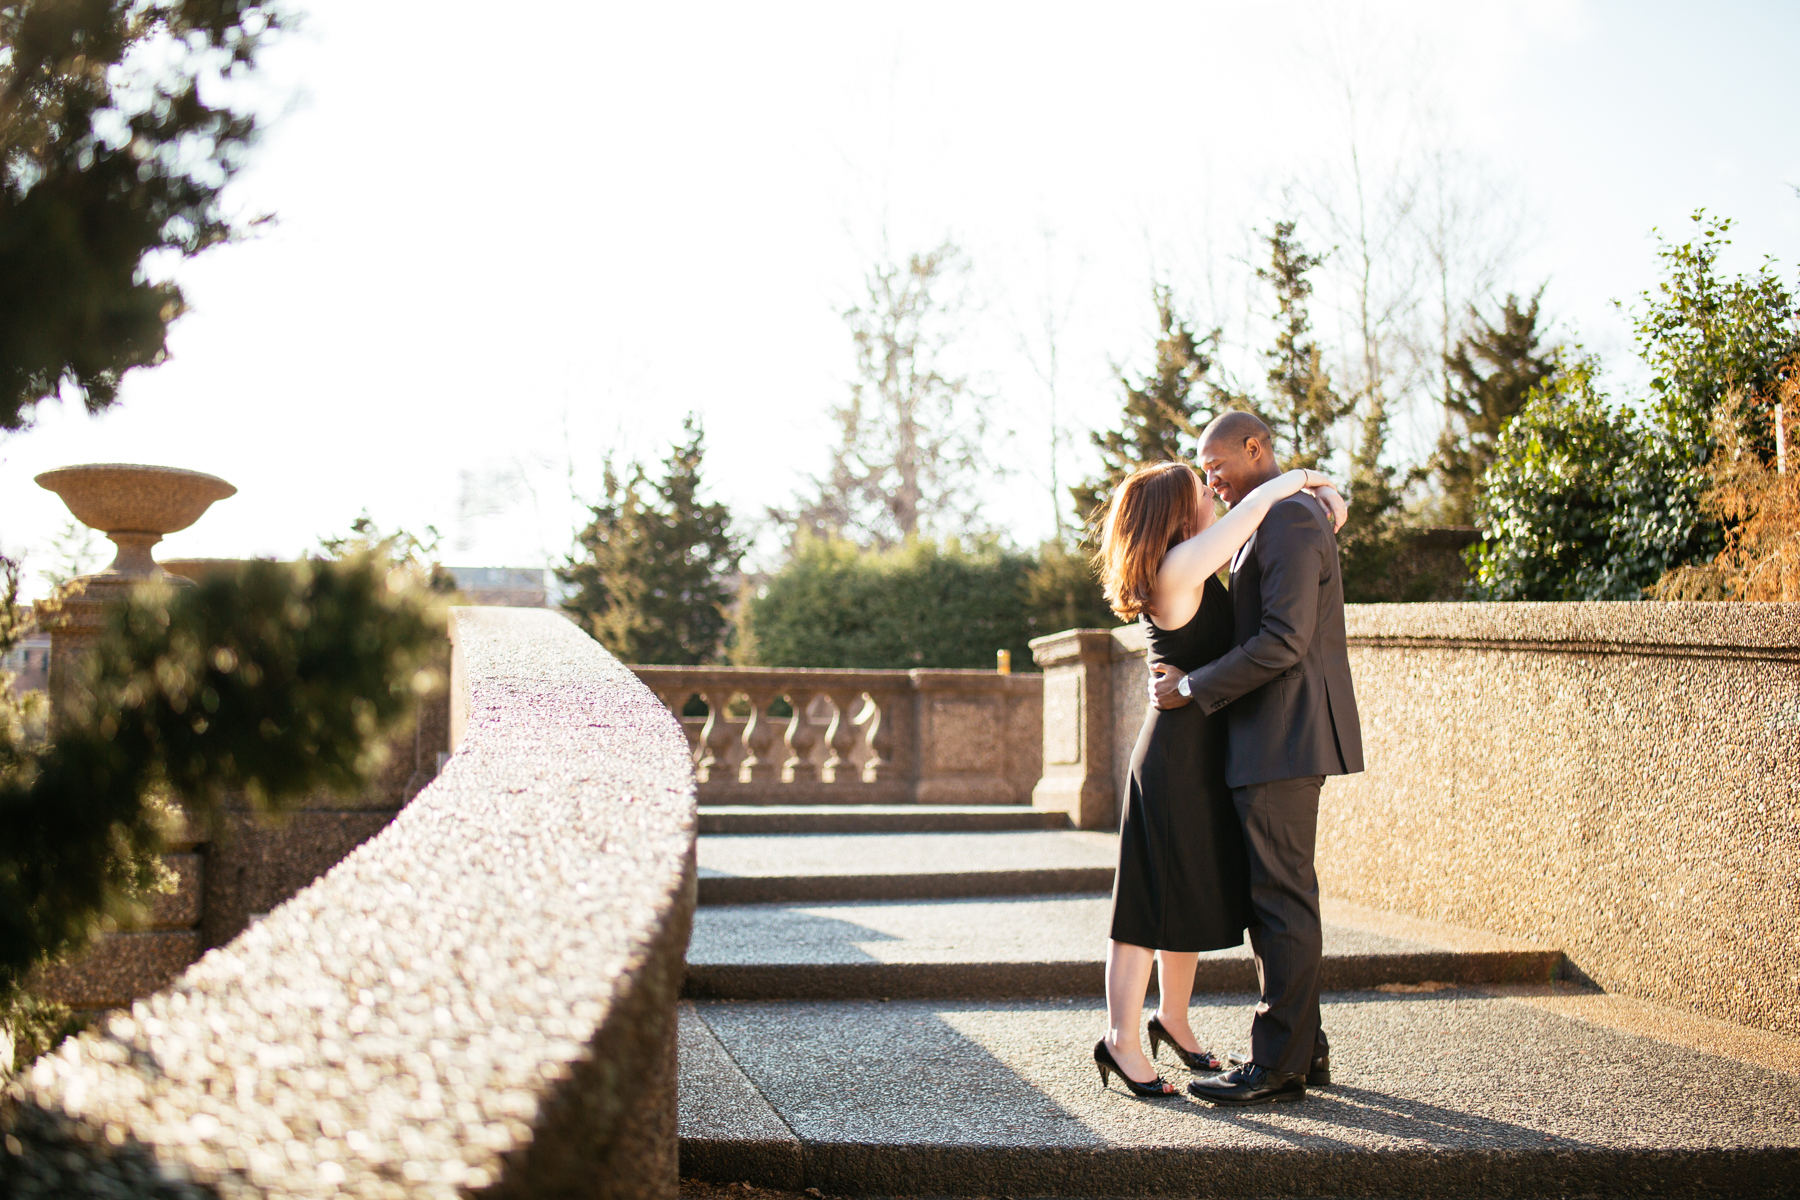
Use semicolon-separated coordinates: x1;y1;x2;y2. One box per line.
1228;1049;1330;1086
1187;1062;1307;1106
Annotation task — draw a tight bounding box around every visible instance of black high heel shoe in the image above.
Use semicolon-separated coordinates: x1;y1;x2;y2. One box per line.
1147;1014;1223;1073
1093;1039;1180;1098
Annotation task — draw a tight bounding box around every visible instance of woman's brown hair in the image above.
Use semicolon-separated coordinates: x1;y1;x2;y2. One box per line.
1094;460;1204;620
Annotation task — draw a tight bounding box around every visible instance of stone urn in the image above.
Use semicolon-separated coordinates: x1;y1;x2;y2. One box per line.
33;463;237;715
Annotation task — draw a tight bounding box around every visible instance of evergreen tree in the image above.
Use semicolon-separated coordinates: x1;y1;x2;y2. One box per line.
1433;291;1558;525
561;415;742;665
0;0;286;430
1070;286;1217;530
1259;221;1349;470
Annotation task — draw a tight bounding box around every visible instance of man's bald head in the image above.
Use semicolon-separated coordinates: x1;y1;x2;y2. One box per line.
1198;409;1282;505
1201;409;1276;453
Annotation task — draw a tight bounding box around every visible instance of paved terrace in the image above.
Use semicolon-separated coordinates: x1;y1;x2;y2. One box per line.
681;819;1800;1198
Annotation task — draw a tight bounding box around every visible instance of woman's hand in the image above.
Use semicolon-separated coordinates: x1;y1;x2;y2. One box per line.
1149;662;1190;710
1311;484;1348;533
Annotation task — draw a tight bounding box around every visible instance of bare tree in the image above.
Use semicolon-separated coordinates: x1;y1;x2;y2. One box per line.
794;240;991;547
1008;229;1082;545
1300;38;1529;496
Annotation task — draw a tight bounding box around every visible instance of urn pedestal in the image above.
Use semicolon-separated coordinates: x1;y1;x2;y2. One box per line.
33;463;236;719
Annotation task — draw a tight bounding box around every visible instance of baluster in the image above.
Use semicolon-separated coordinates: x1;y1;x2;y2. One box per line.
695;689;735;781
860;690;898;782
820;689;862;783
783;689;821;783
738;687;783;783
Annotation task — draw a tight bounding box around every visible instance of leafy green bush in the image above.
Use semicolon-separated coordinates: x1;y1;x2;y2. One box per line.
1467;353;1703;599
741;537;1117;671
0;557;441;1001
1469;214;1796;600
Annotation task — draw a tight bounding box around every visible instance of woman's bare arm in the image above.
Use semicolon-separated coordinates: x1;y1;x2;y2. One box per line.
1148;469;1335;624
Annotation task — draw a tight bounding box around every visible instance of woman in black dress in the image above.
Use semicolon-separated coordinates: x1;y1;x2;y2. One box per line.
1091;459;1345;1098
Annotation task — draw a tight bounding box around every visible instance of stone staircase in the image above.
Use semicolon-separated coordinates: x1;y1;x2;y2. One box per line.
677;805;1800;1198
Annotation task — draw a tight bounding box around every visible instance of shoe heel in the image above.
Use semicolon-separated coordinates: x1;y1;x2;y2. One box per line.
1308;1068;1331;1087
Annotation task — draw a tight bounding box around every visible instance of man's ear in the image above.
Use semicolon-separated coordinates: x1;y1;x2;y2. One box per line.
1244;436;1264;462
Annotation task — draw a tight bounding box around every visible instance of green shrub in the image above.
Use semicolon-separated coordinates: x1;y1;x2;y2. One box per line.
742;537;1117;671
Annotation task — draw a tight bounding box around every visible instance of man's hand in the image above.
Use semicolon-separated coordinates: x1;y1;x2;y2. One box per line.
1149;662;1190;710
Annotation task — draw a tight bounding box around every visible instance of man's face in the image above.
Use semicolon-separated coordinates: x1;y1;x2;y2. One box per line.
1199;434;1271;506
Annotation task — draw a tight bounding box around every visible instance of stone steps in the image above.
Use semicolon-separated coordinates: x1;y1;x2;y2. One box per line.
697;830;1117;905
684;893;1561;1000
678;827;1800;1197
698;805;1071;835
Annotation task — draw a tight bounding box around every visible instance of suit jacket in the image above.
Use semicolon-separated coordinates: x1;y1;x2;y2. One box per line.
1184;492;1364;788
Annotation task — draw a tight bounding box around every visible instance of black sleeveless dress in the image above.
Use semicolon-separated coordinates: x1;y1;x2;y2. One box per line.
1109;574;1252;952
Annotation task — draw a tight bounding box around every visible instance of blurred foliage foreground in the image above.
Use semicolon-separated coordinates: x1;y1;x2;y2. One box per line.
0;555;442;1065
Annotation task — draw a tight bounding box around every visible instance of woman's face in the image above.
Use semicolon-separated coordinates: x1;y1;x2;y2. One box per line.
1187;470;1220;539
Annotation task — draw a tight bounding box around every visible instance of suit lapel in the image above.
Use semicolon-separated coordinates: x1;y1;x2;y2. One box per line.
1231;530;1257;575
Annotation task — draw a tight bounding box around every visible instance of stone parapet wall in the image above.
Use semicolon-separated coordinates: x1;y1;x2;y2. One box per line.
1329;601;1799;1038
4;607;698;1199
1063;603;1800;1037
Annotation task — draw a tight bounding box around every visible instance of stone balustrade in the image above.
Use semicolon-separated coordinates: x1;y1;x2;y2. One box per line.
1034;602;1800;1039
629;666;1042;806
2;608;697;1199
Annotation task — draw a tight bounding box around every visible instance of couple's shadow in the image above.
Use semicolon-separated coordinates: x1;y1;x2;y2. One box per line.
1168;1082;1579;1151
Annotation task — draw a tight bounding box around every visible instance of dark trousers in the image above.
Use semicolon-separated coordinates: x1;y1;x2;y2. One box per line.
1232;775;1328;1075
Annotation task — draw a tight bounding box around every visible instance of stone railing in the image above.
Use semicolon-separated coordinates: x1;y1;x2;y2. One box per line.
629;666;1042;806
3;608;697;1199
1035;602;1800;1038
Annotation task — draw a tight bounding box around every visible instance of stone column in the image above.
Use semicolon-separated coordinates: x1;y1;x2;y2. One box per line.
1028;629;1118;830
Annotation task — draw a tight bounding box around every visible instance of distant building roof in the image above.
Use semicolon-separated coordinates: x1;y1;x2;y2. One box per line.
447;567;550;609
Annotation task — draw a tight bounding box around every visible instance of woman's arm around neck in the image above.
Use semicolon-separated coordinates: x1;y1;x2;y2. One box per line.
1145;468;1329;629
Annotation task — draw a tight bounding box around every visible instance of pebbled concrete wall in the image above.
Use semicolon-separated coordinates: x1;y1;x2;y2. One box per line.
1102;602;1800;1038
29;661;452;1012
2;607;698;1199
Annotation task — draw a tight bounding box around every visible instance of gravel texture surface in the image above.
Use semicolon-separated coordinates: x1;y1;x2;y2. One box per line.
3;608;697;1200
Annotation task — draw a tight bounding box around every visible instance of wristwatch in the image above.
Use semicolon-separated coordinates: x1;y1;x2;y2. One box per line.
1176;673;1192;698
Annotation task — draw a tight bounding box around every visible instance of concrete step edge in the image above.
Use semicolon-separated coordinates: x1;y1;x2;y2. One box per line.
697;867;1115;906
699;805;1072;834
682;950;1564;1001
680;1137;1800;1198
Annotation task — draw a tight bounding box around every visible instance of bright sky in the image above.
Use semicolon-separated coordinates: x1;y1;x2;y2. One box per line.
2;0;1797;599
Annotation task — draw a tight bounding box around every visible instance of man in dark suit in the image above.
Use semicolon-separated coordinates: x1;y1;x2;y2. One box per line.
1150;409;1364;1105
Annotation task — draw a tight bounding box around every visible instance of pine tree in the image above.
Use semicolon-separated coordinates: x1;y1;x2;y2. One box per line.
1433;291;1558;525
1070;286;1218;530
560;415;742;665
1258;221;1348;470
